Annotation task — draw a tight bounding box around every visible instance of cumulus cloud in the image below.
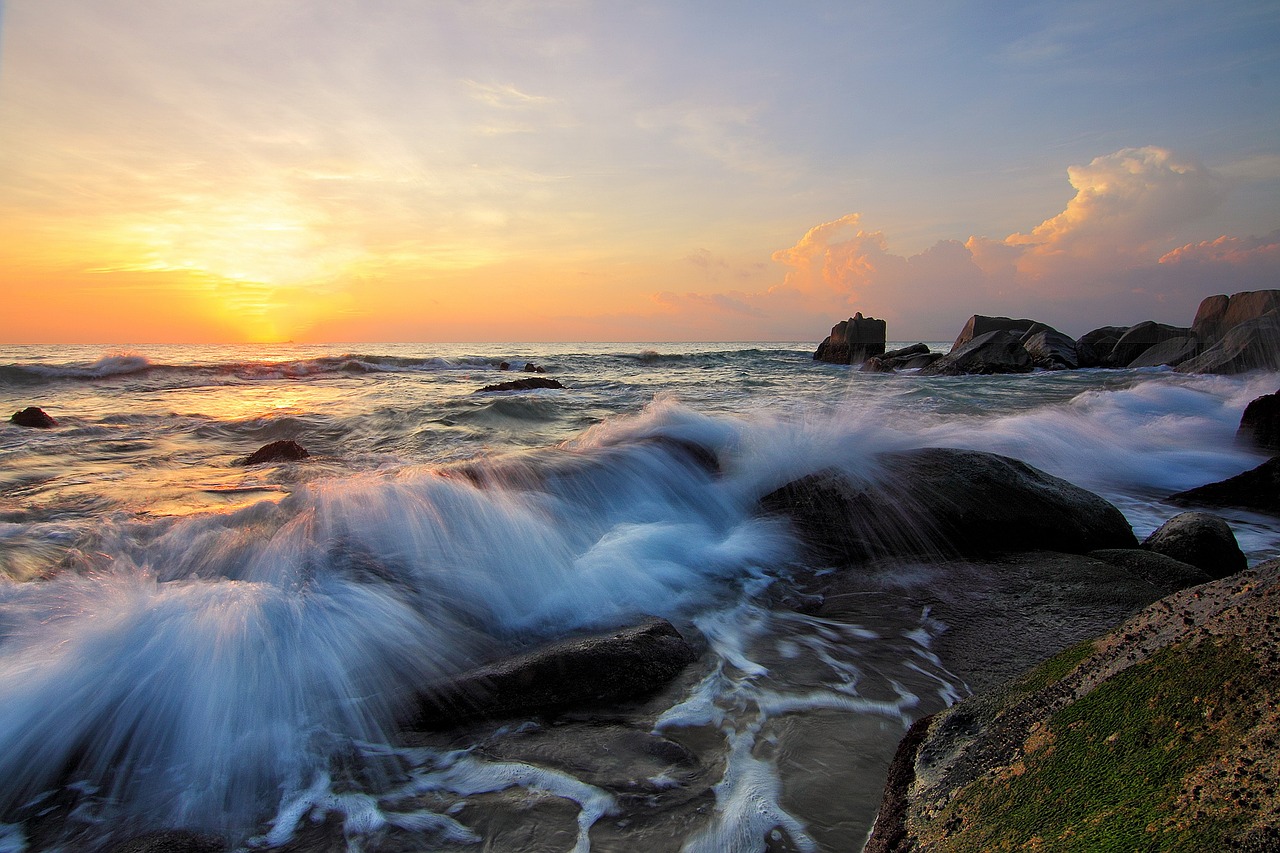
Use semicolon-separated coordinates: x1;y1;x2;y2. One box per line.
657;146;1277;339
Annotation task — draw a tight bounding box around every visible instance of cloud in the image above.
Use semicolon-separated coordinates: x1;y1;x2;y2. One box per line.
654;146;1279;340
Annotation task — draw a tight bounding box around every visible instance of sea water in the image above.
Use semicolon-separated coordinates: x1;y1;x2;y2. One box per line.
1;342;1277;852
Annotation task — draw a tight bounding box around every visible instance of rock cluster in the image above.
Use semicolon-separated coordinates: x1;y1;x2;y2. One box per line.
817;288;1280;375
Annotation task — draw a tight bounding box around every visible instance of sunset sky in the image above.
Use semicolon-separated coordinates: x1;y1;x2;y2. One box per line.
2;1;1278;343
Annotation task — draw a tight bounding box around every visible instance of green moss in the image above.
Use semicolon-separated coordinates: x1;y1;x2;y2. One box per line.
925;637;1260;852
1006;638;1097;698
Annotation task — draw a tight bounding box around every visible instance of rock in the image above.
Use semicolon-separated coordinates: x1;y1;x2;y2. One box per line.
499;361;511;370
859;356;894;373
813;312;887;364
950;315;1041;351
922;330;1032;375
523;362;545;373
10;407;57;428
477;377;564;393
1177;311;1280;374
411;618;698;729
1169;457;1280;515
1074;325;1127;368
1238;388;1280;453
1107;320;1192;367
1141;511;1247;579
239;439;309;466
864;343;942;372
108;831;227;853
759;448;1137;563
1193;289;1280;344
1087;548;1212;591
882;342;930;361
866;559;1280;852
1125;334;1200;368
1020;328;1078;370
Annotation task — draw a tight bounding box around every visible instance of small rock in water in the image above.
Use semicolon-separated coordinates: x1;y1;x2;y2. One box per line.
1141;511;1247;579
523;362;546;373
10;406;58;428
477;377;563;393
239;439;310;466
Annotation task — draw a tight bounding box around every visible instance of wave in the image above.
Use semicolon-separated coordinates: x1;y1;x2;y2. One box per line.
0;354;154;384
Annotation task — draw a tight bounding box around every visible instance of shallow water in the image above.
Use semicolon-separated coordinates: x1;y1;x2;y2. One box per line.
1;342;1278;851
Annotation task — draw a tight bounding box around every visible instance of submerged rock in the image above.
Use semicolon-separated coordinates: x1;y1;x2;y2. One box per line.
1141;511;1247;579
1170;457;1280;515
477;377;564;393
239;439;310;466
411;618;698;729
760;447;1136;563
866;559;1280;852
1238;388;1280;453
10;406;57;428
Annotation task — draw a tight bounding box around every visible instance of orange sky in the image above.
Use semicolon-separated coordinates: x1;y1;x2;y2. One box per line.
2;3;1278;343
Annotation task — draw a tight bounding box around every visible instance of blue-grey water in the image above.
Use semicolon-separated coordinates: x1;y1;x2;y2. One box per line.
1;342;1277;852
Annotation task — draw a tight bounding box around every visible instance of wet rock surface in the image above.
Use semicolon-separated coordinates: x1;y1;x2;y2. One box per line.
476;377;564;392
10;406;58;428
239;439;310;466
1141;510;1247;579
1170;456;1280;515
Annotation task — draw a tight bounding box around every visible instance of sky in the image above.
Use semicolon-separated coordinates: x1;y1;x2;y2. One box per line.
1;1;1278;344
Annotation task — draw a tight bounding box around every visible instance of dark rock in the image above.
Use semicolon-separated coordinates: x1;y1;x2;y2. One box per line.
1087;548;1212;591
1177;311;1280;374
898;353;943;370
1170;456;1280;515
1125;334;1200;368
1238;389;1280;453
412;618;698;729
10;406;57;428
922;330;1032;376
950;315;1041;351
1075;325;1127;368
858;357;894;373
864;714;934;853
760;448;1136;563
866;343;942;372
881;342;930;361
1107;320;1192;367
1193;289;1280;344
1021;328;1078;370
1141;512;1247;579
523;362;545;373
477;377;564;393
499;361;511;370
813;313;887;364
239;439;309;466
108;831;227;853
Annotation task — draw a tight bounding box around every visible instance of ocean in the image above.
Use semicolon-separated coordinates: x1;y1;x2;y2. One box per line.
1;341;1278;852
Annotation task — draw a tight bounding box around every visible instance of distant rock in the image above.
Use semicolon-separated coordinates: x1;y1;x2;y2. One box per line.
1107;320;1192;368
1141;511;1246;579
864;342;942;372
1125;334;1200;368
950;315;1041;351
1193;289;1280;344
240;440;310;466
814;313;887;364
922;329;1032;375
477;377;564;393
10;407;57;428
1169;457;1280;515
866;558;1280;853
411;618;698;729
498;361;511;370
760;447;1136;563
522;362;545;373
1021;328;1078;370
1074;325;1128;368
1238;388;1280;453
1178;312;1280;374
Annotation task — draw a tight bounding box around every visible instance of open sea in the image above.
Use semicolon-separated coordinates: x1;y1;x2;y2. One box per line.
2;341;1278;852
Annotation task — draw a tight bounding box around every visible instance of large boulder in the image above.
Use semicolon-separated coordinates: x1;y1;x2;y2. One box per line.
950;315;1040;351
760;448;1137;563
1074;325;1128;368
1238;388;1280;453
814;313;887;364
1107;320;1193;368
1177;312;1280;374
922;330;1032;376
1020;328;1079;370
865;559;1280;853
1169;457;1280;515
10;406;57;428
1141;511;1247;579
411;618;698;729
1193;289;1280;344
1125;334;1200;368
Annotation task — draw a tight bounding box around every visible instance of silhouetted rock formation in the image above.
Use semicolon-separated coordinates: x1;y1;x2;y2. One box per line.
1238;388;1280;453
239;440;310;466
477;377;564;392
10;407;57;428
1170;457;1280;515
813;313;887;364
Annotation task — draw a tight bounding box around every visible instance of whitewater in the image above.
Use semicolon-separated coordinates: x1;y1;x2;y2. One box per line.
1;341;1278;853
